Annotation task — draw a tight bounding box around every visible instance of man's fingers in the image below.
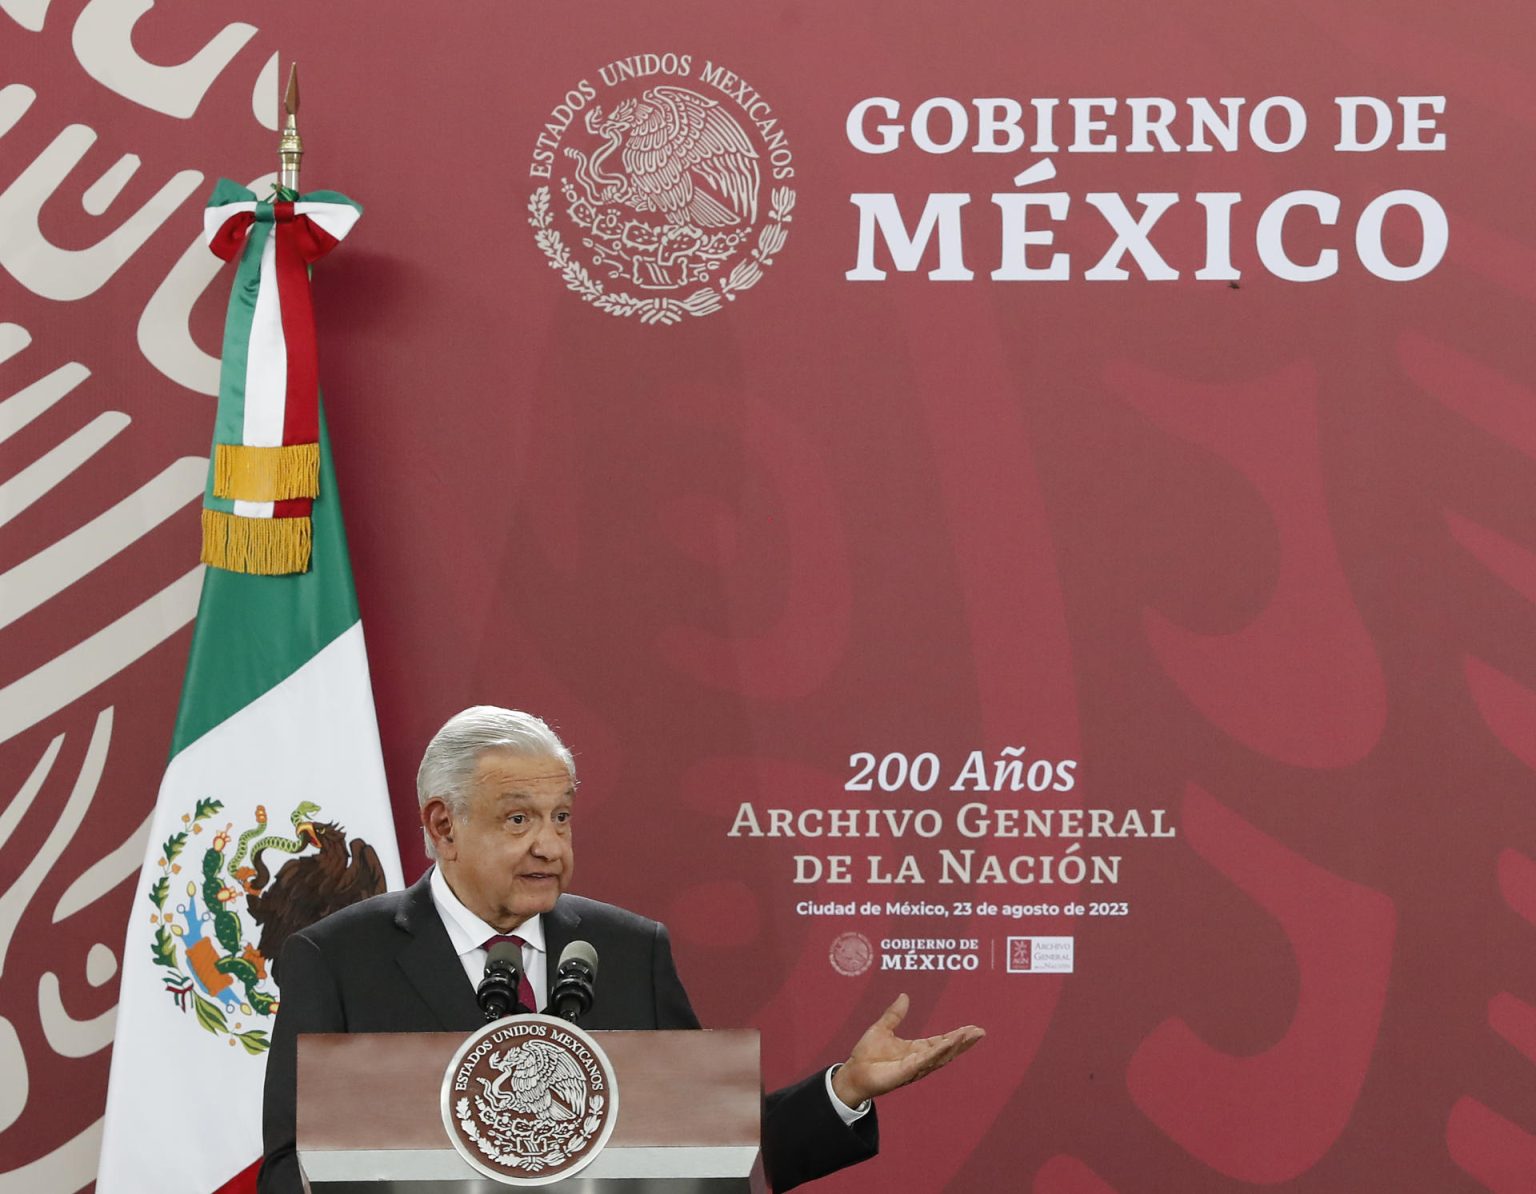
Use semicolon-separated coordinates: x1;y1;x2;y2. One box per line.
874;991;910;1033
910;1025;986;1075
950;1025;985;1053
917;1024;985;1054
937;1027;983;1064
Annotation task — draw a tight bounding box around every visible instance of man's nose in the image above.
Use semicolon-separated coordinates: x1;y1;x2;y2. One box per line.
530;820;561;858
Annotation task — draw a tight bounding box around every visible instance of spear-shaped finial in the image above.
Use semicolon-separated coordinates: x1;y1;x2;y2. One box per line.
278;63;302;193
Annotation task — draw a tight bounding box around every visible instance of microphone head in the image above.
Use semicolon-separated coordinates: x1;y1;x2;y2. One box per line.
478;941;526;1021
550;940;597;1024
558;939;598;978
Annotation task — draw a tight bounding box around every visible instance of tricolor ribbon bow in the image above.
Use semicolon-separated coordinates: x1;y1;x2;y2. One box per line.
199;179;361;575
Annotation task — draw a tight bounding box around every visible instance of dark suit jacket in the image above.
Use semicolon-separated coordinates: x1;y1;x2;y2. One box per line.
260;871;877;1192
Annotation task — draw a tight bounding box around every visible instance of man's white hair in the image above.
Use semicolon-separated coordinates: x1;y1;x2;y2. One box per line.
416;706;576;859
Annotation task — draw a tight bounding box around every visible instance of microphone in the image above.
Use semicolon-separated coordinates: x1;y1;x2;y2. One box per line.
477;940;527;1022
550;941;599;1023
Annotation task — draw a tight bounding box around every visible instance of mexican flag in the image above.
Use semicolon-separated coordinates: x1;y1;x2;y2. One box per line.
97;182;404;1193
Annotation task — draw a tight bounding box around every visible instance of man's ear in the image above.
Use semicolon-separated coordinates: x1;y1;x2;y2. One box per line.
422;797;459;861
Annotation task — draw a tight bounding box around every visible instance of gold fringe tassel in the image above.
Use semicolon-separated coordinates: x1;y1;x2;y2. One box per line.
201;509;312;575
212;442;320;502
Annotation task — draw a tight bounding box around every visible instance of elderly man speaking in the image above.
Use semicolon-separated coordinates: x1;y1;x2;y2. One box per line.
260;707;984;1192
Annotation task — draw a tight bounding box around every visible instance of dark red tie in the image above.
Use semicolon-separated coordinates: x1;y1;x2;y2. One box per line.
482;934;538;1013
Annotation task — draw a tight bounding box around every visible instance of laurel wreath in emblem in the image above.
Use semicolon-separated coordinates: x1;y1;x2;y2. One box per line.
528;184;795;325
455;1093;606;1172
146;798;276;1053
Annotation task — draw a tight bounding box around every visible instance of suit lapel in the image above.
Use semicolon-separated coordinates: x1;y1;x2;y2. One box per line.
393;870;483;1030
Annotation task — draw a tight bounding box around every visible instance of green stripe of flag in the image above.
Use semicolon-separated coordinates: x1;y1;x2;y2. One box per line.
173;403;361;756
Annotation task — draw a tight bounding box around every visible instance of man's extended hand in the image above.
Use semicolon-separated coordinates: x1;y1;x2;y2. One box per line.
830;992;985;1108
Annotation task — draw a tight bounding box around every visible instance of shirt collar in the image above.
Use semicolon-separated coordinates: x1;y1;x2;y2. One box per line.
429;865;546;957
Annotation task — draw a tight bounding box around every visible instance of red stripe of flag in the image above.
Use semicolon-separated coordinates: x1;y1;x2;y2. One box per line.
212;1158;260;1194
270;202;339;520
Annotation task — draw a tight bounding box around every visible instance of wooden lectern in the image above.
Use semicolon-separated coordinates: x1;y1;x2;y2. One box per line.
296;1030;768;1192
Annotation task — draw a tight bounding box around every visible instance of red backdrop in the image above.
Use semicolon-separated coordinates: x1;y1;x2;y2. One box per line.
3;2;1534;1191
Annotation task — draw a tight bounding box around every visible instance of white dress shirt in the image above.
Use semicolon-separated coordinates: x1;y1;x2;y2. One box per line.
429;865;547;1011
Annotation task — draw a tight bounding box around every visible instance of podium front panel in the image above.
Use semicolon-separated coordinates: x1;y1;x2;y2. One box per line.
296;1029;765;1192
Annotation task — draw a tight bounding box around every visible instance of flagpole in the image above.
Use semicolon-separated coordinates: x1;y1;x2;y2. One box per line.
279;63;302;194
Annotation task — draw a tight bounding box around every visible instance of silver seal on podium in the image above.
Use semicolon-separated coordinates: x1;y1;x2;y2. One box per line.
440;1013;620;1186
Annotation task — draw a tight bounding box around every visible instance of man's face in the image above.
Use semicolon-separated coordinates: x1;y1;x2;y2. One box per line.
432;750;574;931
